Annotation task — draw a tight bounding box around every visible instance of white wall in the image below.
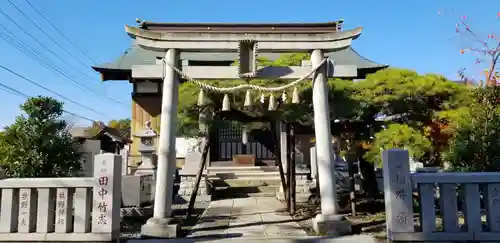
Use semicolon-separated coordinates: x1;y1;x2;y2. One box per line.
175;137;201;159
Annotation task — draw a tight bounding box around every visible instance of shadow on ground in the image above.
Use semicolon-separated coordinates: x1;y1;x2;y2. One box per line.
127;235;378;242
189;216;303;233
120;205;208;239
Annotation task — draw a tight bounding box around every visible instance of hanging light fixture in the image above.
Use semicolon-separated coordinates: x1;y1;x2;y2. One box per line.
244;90;252;107
222;94;230;111
292;87;300;104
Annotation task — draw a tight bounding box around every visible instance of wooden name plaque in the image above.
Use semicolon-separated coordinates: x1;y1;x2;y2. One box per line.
232;154;256;166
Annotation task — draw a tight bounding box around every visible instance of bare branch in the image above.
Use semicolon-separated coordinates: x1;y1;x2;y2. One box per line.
452;13;500;86
464;47;500;54
486;42;500;85
458;19;490;49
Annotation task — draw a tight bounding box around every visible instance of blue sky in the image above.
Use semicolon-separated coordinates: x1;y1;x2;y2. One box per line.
0;0;497;128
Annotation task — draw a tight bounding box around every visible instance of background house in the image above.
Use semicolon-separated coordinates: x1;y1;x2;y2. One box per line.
69;122;132;154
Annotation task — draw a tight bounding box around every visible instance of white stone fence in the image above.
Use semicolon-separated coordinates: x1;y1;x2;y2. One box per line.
383;149;500;242
0;153;122;242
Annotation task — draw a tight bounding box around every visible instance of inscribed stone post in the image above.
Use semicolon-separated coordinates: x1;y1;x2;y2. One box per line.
382;149;414;237
92;153;122;235
54;188;73;233
486;183;500;231
17;188;36;233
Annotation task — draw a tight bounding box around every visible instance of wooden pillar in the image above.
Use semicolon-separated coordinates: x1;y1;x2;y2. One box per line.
288;123;296;214
131;96;161;156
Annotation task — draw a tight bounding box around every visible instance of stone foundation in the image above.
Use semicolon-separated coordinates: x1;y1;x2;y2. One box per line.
312;214;352;236
177;173;211;202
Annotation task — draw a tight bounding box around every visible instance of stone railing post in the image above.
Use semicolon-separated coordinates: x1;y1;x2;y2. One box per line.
382;149;415;240
92;153;122;238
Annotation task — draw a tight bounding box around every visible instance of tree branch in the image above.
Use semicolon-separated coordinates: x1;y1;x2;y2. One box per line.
459;19;490;49
486;42;500;85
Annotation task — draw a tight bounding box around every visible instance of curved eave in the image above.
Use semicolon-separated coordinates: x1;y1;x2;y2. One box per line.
91;42;158;81
328;47;388;70
125;25;362;42
357;66;389;79
92;42;387;81
91;67;131;81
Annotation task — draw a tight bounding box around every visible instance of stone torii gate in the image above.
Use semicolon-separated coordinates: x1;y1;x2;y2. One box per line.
127;20;360;238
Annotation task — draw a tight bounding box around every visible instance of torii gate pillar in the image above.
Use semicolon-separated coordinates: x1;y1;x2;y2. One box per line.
311;49;352;235
141;49;180;238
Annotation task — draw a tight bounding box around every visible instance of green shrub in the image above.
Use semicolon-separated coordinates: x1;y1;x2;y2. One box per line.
444;87;500;172
0;96;81;177
365;124;432;167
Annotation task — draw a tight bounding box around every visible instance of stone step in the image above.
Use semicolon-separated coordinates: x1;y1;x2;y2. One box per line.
212;179;282;187
207;171;281;180
214;185;279;192
207;175;281;181
213;186;278;198
207;173;312;182
207;166;278;172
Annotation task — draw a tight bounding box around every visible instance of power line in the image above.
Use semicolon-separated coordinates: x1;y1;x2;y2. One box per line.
0;82;23;97
0;24;54;73
0;25;128;109
24;0;97;64
0;82;96;123
0;63;106;117
0;6;94;81
0;8;130;107
7;0;93;71
0;24;114;115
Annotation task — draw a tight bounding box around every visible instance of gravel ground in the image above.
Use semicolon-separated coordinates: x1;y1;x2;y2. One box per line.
290;199;387;242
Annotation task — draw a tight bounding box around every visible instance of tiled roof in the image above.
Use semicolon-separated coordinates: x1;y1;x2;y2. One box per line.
138;20;343;33
92;41;387;80
69;125;132;144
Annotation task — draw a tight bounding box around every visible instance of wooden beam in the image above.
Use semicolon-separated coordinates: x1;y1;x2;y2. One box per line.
132;65;163;80
289;123;296;215
135;36;353;52
286;123;291;213
132;63;358;80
